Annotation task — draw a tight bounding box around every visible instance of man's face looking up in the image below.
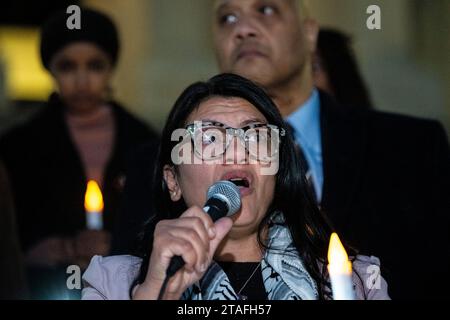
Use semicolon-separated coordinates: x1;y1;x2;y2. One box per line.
212;0;317;91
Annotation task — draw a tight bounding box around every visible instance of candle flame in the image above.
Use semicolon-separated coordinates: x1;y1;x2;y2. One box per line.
84;180;104;212
328;233;352;275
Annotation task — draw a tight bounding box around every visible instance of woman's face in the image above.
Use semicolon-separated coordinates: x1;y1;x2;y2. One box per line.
165;96;277;239
49;42;113;115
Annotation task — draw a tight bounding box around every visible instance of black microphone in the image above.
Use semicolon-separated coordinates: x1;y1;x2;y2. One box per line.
165;181;241;278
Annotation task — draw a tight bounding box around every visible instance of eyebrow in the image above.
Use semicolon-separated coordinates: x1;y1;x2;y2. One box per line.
240;118;267;126
198;118;267;127
214;1;231;13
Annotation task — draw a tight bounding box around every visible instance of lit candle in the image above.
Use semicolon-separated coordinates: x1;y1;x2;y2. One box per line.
84;180;104;230
327;233;355;300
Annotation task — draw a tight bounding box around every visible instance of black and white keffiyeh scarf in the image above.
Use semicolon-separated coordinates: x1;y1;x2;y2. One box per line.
181;212;318;300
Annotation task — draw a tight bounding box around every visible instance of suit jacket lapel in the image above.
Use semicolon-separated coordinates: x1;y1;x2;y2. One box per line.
319;92;368;229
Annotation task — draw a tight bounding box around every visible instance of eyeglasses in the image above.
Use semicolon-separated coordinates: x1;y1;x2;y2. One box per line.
185;121;286;162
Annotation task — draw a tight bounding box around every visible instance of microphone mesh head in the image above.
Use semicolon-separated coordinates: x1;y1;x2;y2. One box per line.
206;180;241;216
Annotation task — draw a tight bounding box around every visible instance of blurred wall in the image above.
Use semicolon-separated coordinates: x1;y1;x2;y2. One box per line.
82;0;449;134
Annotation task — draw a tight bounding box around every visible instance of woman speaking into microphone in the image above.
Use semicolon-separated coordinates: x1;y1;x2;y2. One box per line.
82;73;389;300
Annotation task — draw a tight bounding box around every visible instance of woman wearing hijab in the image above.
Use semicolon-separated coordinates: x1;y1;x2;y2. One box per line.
0;8;158;299
82;74;389;300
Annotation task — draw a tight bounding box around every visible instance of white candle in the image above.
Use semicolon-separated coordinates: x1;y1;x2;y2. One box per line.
327;233;355;300
84;180;104;230
86;211;103;230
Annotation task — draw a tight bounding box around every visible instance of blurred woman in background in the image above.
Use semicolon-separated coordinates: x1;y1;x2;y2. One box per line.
0;7;157;299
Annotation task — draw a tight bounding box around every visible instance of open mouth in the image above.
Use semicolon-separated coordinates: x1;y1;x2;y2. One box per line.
221;171;253;197
228;177;250;188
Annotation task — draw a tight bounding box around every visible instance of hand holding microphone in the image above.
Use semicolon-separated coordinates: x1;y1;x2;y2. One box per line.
133;181;241;300
166;181;241;277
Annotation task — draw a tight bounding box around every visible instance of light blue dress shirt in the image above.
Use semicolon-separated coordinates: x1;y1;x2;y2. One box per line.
286;89;323;202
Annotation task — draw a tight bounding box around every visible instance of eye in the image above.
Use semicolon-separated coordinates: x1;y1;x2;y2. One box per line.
88;59;108;72
245;132;258;143
259;5;276;16
203;132;217;145
199;128;224;146
219;13;238;26
55;60;75;73
246;128;269;143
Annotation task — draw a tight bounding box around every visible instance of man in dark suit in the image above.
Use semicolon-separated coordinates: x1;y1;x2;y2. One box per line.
114;0;449;299
210;0;450;299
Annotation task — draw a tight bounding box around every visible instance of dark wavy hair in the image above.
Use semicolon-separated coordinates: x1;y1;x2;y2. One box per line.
317;28;373;110
132;73;337;299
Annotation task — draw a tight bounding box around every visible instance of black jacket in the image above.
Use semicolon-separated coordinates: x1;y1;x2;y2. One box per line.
0;161;28;299
112;92;450;299
0;94;159;252
318;92;450;299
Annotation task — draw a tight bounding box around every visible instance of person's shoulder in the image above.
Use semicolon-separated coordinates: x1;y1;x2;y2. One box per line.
368;109;444;132
352;255;391;300
364;110;449;154
82;255;143;300
319;92;445;137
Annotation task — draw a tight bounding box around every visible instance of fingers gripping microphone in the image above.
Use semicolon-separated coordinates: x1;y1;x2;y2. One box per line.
165;181;241;278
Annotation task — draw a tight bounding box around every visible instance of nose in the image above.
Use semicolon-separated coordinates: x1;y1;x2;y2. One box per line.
224;136;248;165
234;17;259;41
74;69;90;91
